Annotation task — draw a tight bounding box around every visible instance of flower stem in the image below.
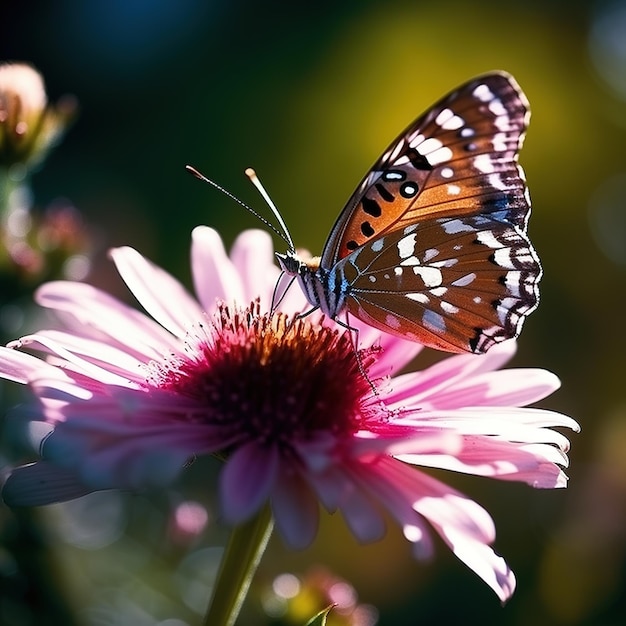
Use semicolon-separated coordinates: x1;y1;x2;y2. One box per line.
203;506;274;626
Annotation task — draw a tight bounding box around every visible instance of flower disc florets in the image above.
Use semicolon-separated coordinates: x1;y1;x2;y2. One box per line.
149;301;376;456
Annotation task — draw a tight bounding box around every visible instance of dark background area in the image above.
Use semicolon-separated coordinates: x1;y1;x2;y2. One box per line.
1;1;626;624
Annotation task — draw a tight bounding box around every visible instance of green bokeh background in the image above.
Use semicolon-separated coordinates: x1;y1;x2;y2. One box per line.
2;1;626;624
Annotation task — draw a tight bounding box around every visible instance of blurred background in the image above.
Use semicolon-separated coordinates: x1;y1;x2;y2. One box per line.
1;0;625;624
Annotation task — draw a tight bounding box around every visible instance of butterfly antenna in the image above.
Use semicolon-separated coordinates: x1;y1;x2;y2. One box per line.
186;165;291;247
245;168;295;252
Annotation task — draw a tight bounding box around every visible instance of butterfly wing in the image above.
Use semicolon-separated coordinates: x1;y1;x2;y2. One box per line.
336;216;541;353
320;71;531;268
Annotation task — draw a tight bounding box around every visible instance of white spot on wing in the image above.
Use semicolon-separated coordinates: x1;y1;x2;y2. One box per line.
492;132;508;152
371;238;385;252
452;273;476;287
441;167;454;179
489;99;507;116
397;234;417;259
406;292;430;304
447;184;461;195
423;248;439;262
428;146;453;165
422;309;446;333
476;230;501;248
385;313;401;329
488;173;507;191
418;137;443;154
435;108;464;130
474;153;495;173
408;132;424;147
431;258;458;268
493;248;516;269
441;301;460;314
441;219;475;234
400;255;421;266
412;266;443;287
473;84;494;102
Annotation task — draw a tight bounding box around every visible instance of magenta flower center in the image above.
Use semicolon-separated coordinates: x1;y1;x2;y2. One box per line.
150;303;374;451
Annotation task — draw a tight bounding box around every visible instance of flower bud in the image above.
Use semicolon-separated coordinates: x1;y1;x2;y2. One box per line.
0;62;77;171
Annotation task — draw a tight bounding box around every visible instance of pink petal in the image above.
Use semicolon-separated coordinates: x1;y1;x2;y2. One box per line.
363;326;424;379
359;457;515;600
399;437;570;488
9;334;137;387
415;491;516;603
349;457;436;559
110;246;204;338
396;407;578;444
0;346;58;384
14;330;146;381
397;463;516;602
420;369;561;409
2;462;95;506
191;226;245;311
306;462;385;543
36;281;182;359
229;229;281;309
271;469;319;549
220;442;279;523
42;421;222;490
302;463;387;543
442;523;516;604
386;340;516;406
337;486;387;543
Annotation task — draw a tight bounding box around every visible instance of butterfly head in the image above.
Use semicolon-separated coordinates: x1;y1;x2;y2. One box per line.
275;250;320;276
275;250;302;276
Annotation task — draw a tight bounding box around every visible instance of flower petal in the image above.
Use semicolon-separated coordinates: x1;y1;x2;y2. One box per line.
2;462;95;506
229;229;281;309
415;490;516;603
0;346;58;384
110;246;204;338
35;281;181;359
191;226;245;311
386;340;517;407
9;334;138;387
11;329;146;381
220;442;279;523
418;369;562;409
271;469;319;549
400;437;570;488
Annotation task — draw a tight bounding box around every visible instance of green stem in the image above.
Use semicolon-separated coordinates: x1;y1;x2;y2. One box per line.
203;506;274;626
0;168;15;218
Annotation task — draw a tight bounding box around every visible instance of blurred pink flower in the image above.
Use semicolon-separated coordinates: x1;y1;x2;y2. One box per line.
0;227;578;603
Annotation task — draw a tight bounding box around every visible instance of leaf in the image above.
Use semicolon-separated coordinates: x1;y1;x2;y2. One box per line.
304;604;336;626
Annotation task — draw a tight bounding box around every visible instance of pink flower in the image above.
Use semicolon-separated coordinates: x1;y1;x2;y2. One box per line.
0;227;578;603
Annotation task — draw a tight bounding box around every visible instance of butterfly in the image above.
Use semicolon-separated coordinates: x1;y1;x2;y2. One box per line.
272;71;541;354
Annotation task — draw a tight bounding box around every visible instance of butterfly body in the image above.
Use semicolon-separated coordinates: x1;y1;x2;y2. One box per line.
276;71;541;354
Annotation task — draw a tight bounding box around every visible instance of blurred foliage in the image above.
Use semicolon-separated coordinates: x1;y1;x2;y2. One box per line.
1;0;625;625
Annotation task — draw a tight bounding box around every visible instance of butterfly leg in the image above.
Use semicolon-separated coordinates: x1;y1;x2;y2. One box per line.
333;313;381;398
270;271;297;313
